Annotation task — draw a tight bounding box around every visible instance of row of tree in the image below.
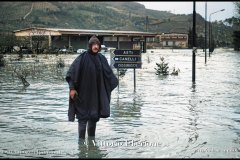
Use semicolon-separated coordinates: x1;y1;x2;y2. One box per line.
216;2;239;50
186;2;240;51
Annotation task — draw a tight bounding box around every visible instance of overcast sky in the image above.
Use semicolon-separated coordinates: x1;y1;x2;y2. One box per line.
138;1;237;22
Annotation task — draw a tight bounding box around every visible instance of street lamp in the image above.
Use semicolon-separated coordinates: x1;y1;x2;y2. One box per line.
209;9;225;56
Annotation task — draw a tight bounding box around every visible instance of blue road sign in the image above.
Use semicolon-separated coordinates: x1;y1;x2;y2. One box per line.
113;62;142;68
111;49;142;69
113;50;141;56
113;56;141;62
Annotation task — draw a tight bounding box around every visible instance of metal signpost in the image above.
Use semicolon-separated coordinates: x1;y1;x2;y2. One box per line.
111;49;142;91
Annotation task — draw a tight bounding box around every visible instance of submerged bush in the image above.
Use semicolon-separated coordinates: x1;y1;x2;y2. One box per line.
155;57;180;77
155;57;169;75
0;54;6;67
56;58;65;68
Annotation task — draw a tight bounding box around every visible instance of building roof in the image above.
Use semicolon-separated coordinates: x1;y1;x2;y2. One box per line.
14;27;158;37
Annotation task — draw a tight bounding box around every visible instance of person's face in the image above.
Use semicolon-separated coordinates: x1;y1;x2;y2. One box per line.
91;43;100;54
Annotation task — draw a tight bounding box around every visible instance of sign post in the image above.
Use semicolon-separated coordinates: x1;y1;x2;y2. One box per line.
133;68;136;92
111;49;142;91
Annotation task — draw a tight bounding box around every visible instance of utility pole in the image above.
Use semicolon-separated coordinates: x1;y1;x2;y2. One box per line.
205;2;207;64
192;1;196;83
145;16;148;32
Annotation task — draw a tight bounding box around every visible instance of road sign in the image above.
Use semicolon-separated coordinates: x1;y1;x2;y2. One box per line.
113;55;141;62
113;62;142;68
111;49;142;69
111;50;141;92
113;49;140;55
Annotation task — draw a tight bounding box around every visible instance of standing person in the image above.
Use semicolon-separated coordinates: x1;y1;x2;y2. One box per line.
66;35;118;139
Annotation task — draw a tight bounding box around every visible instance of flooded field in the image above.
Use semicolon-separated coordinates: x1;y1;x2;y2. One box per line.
0;48;240;158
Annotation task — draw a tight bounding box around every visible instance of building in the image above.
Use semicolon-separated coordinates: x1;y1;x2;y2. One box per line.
160;33;188;48
13;27;157;53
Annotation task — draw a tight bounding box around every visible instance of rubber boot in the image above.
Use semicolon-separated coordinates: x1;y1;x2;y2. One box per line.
87;120;97;137
78;120;87;139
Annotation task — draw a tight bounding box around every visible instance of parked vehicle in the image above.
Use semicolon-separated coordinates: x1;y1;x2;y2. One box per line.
101;45;108;52
59;49;67;53
21;47;33;54
77;49;86;54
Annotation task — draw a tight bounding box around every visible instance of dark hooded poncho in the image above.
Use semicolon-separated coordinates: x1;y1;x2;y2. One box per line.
65;50;118;122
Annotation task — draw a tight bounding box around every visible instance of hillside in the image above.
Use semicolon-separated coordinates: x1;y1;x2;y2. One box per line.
0;1;234;42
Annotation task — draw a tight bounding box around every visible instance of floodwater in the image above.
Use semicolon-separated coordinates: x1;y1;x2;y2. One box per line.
0;48;240;158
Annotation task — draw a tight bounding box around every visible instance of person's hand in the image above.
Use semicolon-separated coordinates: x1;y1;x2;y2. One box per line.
70;89;77;99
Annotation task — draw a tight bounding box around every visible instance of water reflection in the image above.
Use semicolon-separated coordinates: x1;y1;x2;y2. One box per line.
178;82;201;158
78;137;107;158
110;91;143;135
191;82;196;93
113;91;142;118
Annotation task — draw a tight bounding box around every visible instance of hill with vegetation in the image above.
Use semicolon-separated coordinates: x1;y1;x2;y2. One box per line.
0;1;234;47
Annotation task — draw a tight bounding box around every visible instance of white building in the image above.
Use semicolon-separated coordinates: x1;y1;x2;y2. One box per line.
160;33;188;48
